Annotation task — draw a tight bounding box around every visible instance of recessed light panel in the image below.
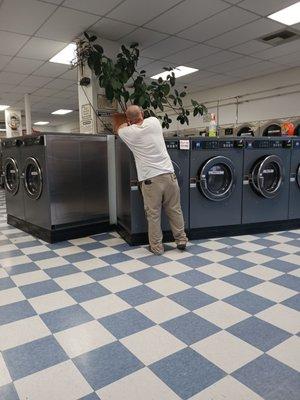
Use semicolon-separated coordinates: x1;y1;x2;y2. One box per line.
0;105;10;111
51;109;73;115
34;121;50;125
268;2;300;25
49;43;77;65
151;66;199;80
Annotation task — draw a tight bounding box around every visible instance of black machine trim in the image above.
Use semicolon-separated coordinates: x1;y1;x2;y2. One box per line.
297;165;300;188
197;156;235;201
250;155;284;198
23;157;43;200
4;157;20;195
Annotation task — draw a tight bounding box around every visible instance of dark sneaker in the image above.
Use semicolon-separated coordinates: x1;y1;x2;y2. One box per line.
148;246;164;256
177;242;187;251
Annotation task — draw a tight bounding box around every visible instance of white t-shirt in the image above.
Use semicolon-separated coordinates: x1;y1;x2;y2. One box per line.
118;117;174;182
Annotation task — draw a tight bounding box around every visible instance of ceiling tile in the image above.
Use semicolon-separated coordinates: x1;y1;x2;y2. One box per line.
58;68;78;80
270;51;300;67
32;88;60;96
141;37;195;58
17;37;68;60
238;0;298;17
0;92;23;102
205;18;284;49
163;43;219;64
179;70;216;84
107;0;182;26
122;28;168;49
0;71;27;85
5;85;36;94
228;61;287;77
20;75;53;89
32;62;69;77
0;31;29;56
44;78;75;89
179;6;258;42
4;57;44;74
35;6;100;42
253;39;300;60
208;56;261;73
0;0;56;35
229;40;273;55
39;0;64;3
0;55;11;69
224;0;241;3
142;61;173;77
90;17;136;41
192;50;241;69
0;83;16;92
145;0;229;34
63;0;124;16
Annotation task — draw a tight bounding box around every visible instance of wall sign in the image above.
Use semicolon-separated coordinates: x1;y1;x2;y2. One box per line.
5;109;22;137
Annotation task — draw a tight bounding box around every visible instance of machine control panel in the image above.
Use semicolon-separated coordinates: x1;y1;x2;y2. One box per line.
165;140;179;150
24;136;45;146
193;140;219;150
2;138;23;148
269;139;292;148
246;140;270;149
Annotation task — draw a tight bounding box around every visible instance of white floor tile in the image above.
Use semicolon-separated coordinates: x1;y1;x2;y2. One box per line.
54;246;84;257
35;257;68;269
0;287;25;306
136;297;188;324
238;252;272;265
198;263;236;278
0;353;12;387
74;258;108;271
11;270;50;286
154;261;191;276
99;274;141;293
81;294;130;319
1;255;31;268
196;279;242;299
267;336;300;372
114;259;149;273
257;304;300;334
54;272;94;290
29;291;76;314
243;265;283;280
200;251;232;263
21;245;50;255
249;282;297;302
88;247;118;257
146;276;189;296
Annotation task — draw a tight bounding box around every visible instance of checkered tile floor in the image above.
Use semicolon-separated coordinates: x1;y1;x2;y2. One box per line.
0;191;299;400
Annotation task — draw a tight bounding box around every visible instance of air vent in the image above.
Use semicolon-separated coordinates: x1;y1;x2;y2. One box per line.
259;29;300;46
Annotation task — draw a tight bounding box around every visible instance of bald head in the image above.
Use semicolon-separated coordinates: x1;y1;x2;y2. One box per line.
126;105;144;125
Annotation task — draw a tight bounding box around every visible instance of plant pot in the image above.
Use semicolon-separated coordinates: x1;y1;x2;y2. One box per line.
112;112;127;133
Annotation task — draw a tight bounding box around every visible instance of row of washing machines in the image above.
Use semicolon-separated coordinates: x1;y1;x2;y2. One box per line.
1;133;110;242
116;136;300;244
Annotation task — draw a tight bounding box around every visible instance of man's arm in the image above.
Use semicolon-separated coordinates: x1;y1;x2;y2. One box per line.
115;122;128;135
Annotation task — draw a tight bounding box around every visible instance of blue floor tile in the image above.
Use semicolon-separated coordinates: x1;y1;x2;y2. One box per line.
29;251;58;262
80;242;105;251
130;268;167;283
221;258;255;270
91;233;116;241
222;272;263;289
271;274;300;292
101;253;132;265
86;266;121;281
100;308;154;339
74;342;143;390
282;294;300;311
220;247;248;257
150;348;225;400
174;270;213;286
0;277;16;290
257;248;288;258
40;304;93;333
263;259;298;272
0;383;20;400
44;264;80;279
225;291;275;315
185;245;210;254
63;252;95;264
138;255;170;266
16;240;41;249
251;238;278;247
67;282;110;303
170;288;217;311
79;393;99;400
0;300;36;325
0;250;22;259
3;336;68;380
47;241;73;250
228;317;291;351
178;256;211;268
117;285;162;306
233;354;300;400
19;280;61;299
162;312;220;345
216;237;243;246
4;262;39;276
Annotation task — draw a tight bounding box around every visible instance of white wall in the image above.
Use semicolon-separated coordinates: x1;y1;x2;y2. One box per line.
169;66;300;132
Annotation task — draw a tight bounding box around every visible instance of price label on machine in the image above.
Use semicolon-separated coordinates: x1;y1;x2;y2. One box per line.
179;140;190;150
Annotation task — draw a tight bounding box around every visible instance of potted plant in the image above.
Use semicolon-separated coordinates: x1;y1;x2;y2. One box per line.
75;32;207;132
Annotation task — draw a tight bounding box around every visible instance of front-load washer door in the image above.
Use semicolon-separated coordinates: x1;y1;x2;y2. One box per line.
4;157;19;195
171;160;183;187
23;157;43;200
197;156;235;201
250;155;284;199
297;164;300;189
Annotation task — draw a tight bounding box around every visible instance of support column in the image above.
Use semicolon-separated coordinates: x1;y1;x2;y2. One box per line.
24;93;32;135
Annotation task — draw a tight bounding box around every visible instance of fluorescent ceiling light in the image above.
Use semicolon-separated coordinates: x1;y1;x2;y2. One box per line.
268;2;300;25
151;66;199;80
34;121;49;126
0;105;10;111
51;109;73;115
49;43;77;65
0;128;6;131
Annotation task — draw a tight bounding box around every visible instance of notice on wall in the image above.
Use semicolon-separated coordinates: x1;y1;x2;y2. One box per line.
80;104;93;133
5;109;22;137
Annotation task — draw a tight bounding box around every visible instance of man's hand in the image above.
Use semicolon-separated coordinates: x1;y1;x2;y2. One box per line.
116;122;129;135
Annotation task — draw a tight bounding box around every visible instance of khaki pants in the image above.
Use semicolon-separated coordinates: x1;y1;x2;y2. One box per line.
141;173;188;252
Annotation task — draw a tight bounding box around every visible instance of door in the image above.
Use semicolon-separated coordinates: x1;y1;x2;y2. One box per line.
4;157;20;195
23;157;43;200
297;164;300;188
250;155;284;199
197;156;236;201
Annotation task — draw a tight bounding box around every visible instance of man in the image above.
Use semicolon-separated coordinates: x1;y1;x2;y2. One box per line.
118;105;188;255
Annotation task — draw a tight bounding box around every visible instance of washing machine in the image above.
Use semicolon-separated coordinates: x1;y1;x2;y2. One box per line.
8;133;110;242
189;137;244;230
1;137;25;220
260;120;282;136
288;138;300;220
116;137;190;243
242;137;292;224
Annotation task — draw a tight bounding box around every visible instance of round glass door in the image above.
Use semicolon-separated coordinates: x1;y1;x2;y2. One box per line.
172;160;183;187
24;157;43;200
4;157;19;195
296;165;300;188
198;156;235;201
251;155;283;198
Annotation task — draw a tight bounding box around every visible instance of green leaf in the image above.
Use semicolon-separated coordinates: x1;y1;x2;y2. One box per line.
158;77;163;84
93;44;103;54
84;32;90;40
105;85;114;101
180;91;186;98
130;42;139;48
193;109;198;117
90;35;97;42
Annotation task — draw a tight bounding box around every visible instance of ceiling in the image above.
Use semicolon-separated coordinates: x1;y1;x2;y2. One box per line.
0;0;300;127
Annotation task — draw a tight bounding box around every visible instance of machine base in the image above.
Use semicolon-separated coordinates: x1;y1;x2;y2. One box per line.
117;219;300;246
7;215;114;243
